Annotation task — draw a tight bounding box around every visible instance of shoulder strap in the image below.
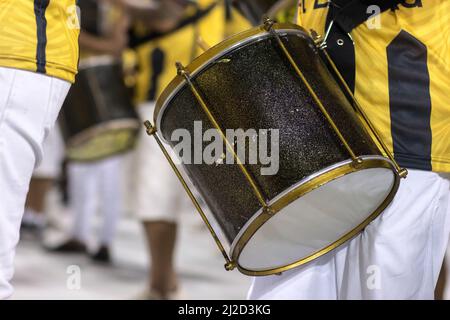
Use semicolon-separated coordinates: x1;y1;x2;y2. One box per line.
323;0;402;92
330;0;402;33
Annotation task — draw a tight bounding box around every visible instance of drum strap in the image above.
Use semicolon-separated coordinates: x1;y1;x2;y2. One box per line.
324;0;403;92
330;0;403;33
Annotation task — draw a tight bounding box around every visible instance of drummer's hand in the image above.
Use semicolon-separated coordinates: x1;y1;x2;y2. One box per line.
115;0;158;10
117;0;187;33
107;33;128;58
111;13;130;56
79;12;129;57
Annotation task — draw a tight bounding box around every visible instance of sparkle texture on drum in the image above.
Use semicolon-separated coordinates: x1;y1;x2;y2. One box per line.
160;32;381;244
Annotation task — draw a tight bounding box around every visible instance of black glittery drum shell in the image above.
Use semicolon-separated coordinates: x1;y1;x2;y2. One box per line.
158;29;382;244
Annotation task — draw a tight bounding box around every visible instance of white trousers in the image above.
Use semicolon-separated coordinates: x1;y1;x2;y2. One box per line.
33;124;64;179
68;156;123;245
0;67;70;299
132;103;189;222
248;170;450;300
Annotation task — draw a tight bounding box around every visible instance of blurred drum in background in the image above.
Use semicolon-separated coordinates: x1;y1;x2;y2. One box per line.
59;56;140;162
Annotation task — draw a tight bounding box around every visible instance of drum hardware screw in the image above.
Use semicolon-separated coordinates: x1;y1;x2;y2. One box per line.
317;41;328;50
310;29;327;50
143;120;156;136
176;62;189;77
263;206;275;216
224;261;236;271
262;16;275;31
398;168;408;179
310;30;322;44
351;157;364;169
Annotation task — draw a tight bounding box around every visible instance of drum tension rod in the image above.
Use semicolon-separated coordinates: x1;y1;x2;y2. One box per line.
310;30;408;179
143;120;236;272
262;18;363;168
175;62;274;216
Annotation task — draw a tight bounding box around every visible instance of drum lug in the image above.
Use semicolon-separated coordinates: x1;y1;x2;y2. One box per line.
263;206;276;216
262;16;275;31
143;120;157;136
398;168;408;179
176;61;190;77
310;29;326;50
224;261;236;271
350;157;364;169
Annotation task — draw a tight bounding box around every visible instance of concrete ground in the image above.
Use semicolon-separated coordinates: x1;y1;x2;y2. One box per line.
10;190;450;300
11;190;251;300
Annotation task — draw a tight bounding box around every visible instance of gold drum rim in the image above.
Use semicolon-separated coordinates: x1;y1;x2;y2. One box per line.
231;155;400;276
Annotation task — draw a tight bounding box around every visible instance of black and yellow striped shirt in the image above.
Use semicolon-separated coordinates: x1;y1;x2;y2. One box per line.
0;0;79;83
297;0;450;172
132;0;251;104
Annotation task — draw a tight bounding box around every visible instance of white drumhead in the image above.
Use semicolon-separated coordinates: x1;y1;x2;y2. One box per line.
236;166;395;272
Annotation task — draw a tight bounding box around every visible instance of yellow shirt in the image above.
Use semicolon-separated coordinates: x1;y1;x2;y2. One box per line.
298;0;450;172
0;0;79;83
133;0;251;104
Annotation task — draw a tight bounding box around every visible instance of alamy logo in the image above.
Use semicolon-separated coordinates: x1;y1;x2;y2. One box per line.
366;5;381;30
170;121;280;176
366;265;381;290
66;265;81;290
66;5;81;30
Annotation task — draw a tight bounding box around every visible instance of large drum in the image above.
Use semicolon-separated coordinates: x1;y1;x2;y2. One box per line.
59;56;140;161
152;22;404;275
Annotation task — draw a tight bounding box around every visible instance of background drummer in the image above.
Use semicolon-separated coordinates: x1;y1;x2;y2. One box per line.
124;0;250;299
50;0;130;263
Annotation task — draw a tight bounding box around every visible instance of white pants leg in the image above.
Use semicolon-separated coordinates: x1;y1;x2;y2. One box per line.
32;124;64;179
68;156;123;245
98;156;123;245
0;67;70;299
248;170;450;300
68;161;98;243
133;103;188;222
439;173;450;298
